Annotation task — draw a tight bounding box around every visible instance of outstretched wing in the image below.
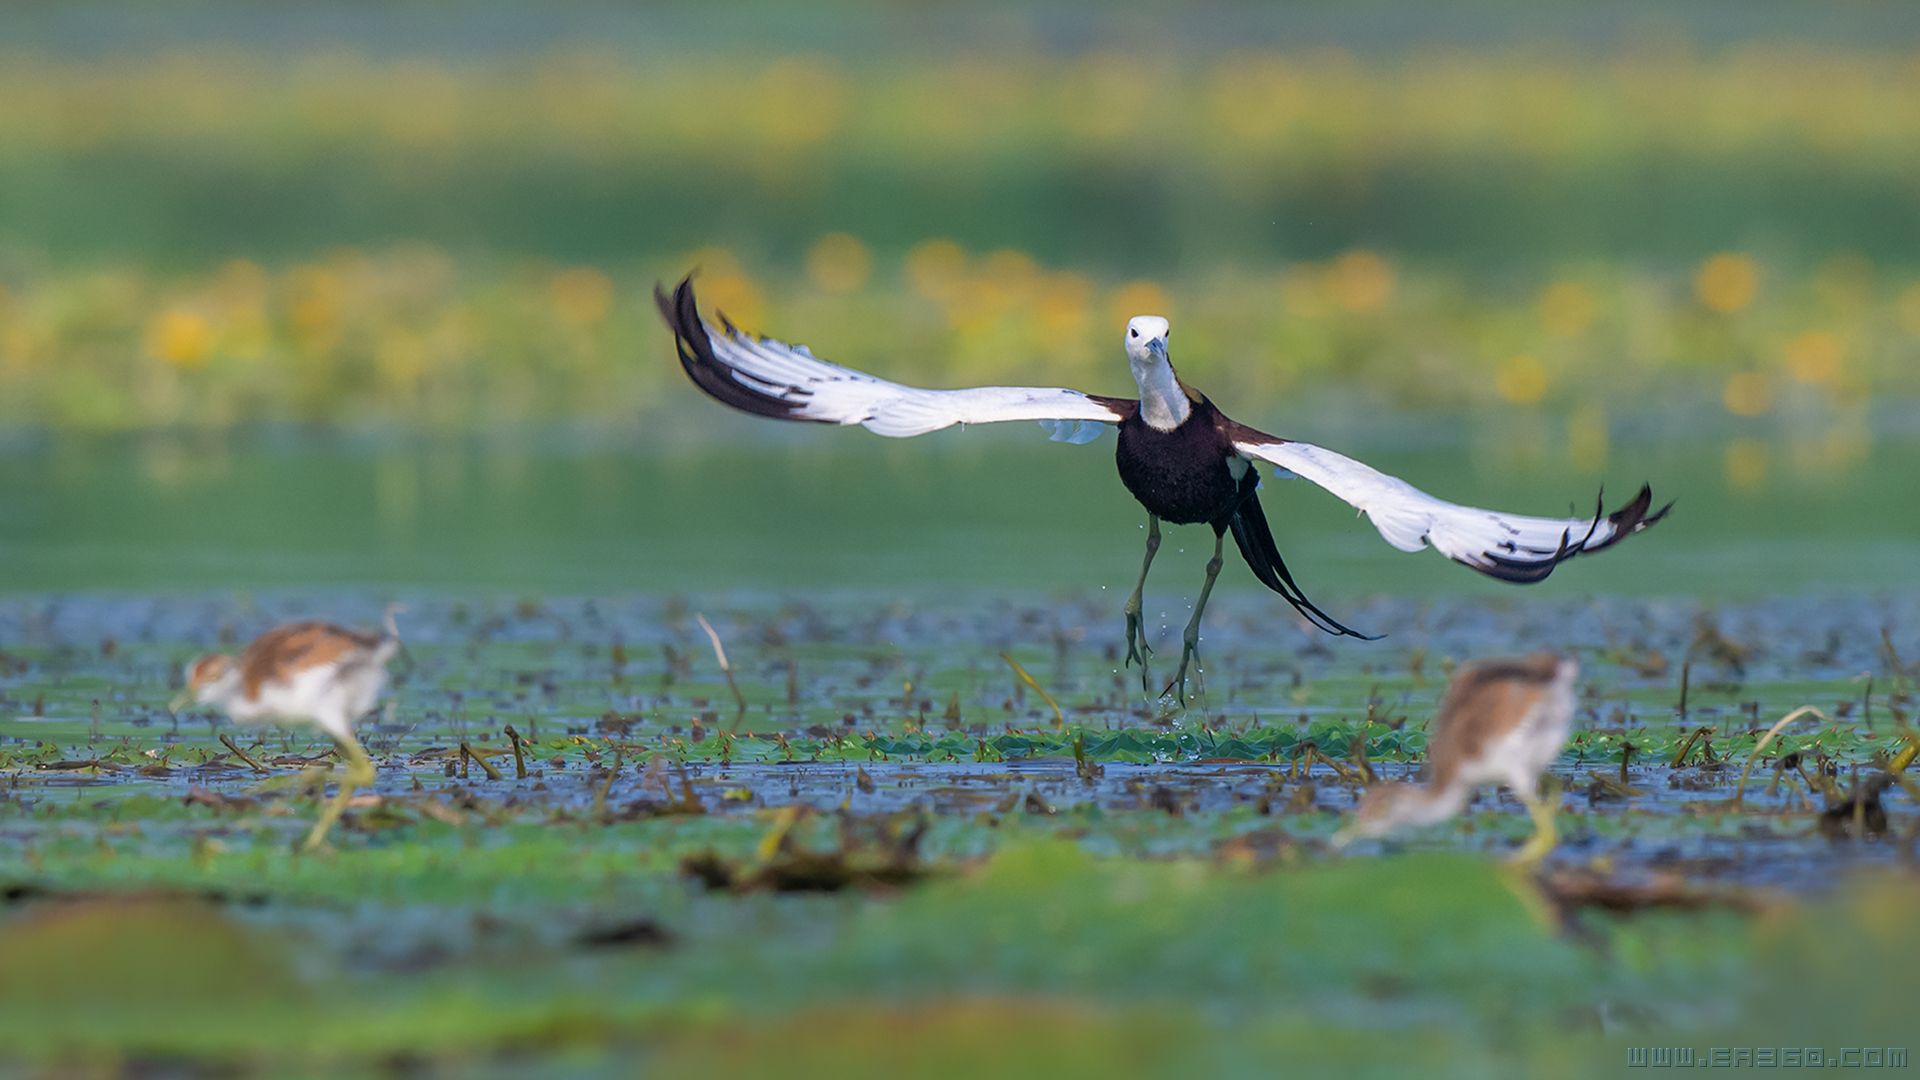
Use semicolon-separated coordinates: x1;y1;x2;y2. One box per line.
656;277;1134;440
1222;419;1670;583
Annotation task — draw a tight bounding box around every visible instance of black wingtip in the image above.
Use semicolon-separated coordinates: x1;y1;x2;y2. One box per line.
1466;480;1671;586
654;271;825;424
1595;482;1667;546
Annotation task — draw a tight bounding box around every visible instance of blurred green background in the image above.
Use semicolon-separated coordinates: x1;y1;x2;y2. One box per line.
1;0;1916;590
6;5;1920;1076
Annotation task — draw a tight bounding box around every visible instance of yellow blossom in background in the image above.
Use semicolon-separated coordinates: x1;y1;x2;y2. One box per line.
702;271;763;329
1329;250;1394;314
805;233;872;294
1060;51;1150;142
939;278;998;334
376;326;429;387
1783;330;1844;384
977;249;1039;312
759;57;848;145
286;265;342;352
0;286;16;376
1537;281;1596;337
379;59;463;150
683;246;743;279
1108;280;1170;328
1897;282;1920;336
146;309;212;369
1493;354;1548;404
213;259;269;310
1721;371;1772;416
1567;403;1610;471
1;322;34;377
1723;438;1768;491
1206;53;1301;141
1694;253;1758;313
1034;272;1092;342
906;239;968;302
549;267;614;325
211;260;272;362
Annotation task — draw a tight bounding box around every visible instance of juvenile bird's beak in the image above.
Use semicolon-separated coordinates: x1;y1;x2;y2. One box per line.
167;690;192;715
1148;338;1168;356
1329;826;1356;851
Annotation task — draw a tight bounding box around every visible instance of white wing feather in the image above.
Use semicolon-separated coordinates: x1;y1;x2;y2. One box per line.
663;281;1127;439
1232;435;1663;580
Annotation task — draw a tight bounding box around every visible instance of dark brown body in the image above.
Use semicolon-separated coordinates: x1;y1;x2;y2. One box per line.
1113;395;1371;637
1114;398;1251;530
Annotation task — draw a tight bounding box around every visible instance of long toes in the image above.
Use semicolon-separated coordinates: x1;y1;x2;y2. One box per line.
1160;672;1188;704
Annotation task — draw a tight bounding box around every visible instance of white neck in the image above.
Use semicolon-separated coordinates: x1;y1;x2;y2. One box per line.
1131;353;1191;431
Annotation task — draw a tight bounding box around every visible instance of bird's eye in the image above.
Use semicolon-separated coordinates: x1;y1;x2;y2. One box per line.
1129;328;1139;339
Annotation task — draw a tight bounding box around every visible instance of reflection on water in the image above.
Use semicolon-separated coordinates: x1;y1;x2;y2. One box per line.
3;426;1915;596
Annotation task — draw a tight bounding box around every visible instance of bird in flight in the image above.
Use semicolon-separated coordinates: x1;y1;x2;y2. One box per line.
655;277;1667;702
171;607;402;850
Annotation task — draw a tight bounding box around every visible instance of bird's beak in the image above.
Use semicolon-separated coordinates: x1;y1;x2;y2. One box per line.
1329;827;1355;851
1148;337;1168;355
167;690;192;715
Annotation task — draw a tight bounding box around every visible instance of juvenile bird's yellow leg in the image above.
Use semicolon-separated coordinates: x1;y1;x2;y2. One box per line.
1123;516;1161;690
1509;778;1560;867
1164;530;1225;706
303;731;375;852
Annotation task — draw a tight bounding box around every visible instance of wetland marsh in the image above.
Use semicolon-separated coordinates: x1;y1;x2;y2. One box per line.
5;432;1919;1074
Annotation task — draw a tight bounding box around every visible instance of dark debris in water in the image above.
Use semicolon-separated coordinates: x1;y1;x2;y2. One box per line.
1537;868;1775;919
682;809;932;894
2;590;1919;894
574;917;676;950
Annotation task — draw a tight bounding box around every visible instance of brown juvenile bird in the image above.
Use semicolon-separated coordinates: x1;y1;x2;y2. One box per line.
1336;653;1578;864
171;607;402;851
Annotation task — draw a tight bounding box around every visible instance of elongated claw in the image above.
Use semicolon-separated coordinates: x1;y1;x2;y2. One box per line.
1123;611;1153;666
1123;611;1156;694
1161;638;1202;706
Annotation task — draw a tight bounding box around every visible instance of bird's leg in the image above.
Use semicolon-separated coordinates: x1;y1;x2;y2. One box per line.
1164;530;1225;706
1123;516;1162;687
303;729;375;852
1509;777;1560;868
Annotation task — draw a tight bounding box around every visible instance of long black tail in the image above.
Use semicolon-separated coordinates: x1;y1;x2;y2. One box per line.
1228;490;1380;640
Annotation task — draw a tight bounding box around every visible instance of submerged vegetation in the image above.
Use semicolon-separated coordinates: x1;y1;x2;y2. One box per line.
3;590;1919;1071
5;3;1920;1072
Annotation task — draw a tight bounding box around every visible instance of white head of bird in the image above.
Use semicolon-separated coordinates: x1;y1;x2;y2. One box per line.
175;653;241;712
1124;315;1189;431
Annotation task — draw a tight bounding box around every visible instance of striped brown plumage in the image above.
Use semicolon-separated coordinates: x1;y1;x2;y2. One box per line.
237;622;385;699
